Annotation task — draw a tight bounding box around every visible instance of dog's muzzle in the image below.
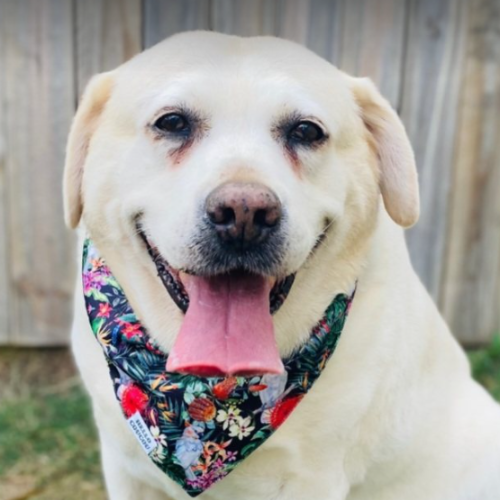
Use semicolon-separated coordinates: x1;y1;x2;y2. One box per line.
189;182;288;277
136;182;295;377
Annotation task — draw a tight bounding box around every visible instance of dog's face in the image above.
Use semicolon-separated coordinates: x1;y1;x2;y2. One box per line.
64;32;418;376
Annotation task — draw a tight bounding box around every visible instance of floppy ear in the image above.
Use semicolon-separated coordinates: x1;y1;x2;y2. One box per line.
349;77;419;228
63;72;114;229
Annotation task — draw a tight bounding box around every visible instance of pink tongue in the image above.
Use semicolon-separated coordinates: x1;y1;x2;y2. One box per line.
166;273;284;377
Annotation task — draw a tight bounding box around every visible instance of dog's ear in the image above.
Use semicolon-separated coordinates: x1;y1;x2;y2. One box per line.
63;72;114;229
349;77;419;228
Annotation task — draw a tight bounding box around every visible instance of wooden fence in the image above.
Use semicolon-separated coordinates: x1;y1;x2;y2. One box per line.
0;0;499;346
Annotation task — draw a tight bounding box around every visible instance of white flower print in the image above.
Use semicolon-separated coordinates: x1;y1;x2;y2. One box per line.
150;444;167;464
216;406;241;430
150;425;167;446
228;416;255;440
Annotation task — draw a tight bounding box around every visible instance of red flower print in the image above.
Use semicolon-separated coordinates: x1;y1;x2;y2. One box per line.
269;395;303;429
121;384;149;417
212;377;238;400
97;303;112;318
248;384;268;393
122;322;142;339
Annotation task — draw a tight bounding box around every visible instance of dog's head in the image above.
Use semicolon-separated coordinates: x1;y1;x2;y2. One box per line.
64;32;418;376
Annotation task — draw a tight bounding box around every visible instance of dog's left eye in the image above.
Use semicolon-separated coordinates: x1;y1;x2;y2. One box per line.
287;121;325;145
154;113;191;135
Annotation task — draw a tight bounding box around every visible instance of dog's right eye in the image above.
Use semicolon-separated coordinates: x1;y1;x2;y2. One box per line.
154;113;191;136
287;120;326;145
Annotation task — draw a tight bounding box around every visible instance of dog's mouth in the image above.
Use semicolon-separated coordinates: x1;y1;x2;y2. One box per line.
140;231;295;315
137;225;295;377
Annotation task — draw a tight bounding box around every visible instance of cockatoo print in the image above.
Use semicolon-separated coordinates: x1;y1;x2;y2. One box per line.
259;372;288;409
175;421;205;480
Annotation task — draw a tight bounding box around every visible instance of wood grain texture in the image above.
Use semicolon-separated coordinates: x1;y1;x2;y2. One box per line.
402;0;468;301
0;139;8;342
212;0;279;36
143;0;211;48
275;0;405;107
441;0;500;344
339;0;407;108
276;0;344;62
1;0;76;345
76;0;142;97
0;0;497;346
0;0;8;342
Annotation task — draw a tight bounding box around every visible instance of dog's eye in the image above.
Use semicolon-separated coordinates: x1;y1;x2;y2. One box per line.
288;121;325;145
154;113;191;135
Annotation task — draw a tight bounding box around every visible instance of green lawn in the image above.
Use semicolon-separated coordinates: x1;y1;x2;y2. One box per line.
0;386;105;500
0;339;499;500
469;334;500;401
0;349;106;500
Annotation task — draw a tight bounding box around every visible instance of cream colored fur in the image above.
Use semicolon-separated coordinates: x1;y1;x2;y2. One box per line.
64;32;500;500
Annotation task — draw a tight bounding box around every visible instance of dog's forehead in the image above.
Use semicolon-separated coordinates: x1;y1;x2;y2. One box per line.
111;31;354;124
122;31;337;77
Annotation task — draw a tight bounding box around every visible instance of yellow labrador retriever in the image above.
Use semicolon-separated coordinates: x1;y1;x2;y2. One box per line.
64;32;500;500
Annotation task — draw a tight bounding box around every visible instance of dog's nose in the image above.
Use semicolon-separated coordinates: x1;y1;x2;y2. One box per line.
205;182;282;247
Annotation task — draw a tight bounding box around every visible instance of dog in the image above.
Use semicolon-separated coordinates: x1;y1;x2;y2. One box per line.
63;31;500;500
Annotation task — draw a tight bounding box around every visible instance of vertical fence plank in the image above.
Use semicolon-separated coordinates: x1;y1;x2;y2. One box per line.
442;0;500;345
76;0;142;97
0;0;497;347
143;0;211;48
1;0;76;345
275;0;405;107
211;0;278;36
0;0;8;342
402;0;467;302
339;0;407;108
0;141;7;342
276;0;344;63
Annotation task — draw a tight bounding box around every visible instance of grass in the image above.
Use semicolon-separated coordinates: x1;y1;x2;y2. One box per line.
0;349;106;500
0;386;97;473
0;338;499;500
468;334;500;401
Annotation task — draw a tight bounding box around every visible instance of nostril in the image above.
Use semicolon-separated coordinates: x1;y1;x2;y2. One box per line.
208;205;236;226
221;207;235;226
254;208;271;228
254;206;281;228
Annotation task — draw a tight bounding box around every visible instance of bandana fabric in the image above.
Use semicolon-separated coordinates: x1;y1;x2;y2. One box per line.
82;239;355;497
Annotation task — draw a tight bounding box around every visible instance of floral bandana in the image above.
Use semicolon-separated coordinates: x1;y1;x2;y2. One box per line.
82;239;355;497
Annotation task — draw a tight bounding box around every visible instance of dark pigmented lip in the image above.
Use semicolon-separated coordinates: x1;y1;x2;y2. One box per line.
140;230;190;312
136;222;295;314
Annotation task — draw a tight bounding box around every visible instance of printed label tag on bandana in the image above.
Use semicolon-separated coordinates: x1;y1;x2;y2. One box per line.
127;412;157;455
